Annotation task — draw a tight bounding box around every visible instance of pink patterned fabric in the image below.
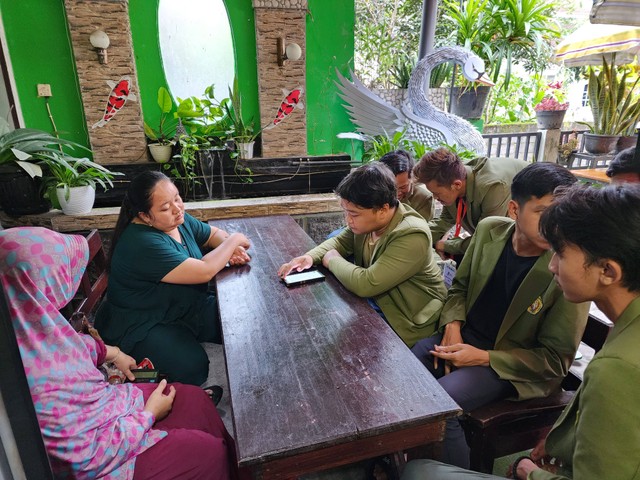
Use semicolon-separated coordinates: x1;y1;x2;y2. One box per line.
0;227;166;479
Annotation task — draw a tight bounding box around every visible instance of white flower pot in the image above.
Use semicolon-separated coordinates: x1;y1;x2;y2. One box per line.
237;141;254;160
148;143;173;163
56;186;95;215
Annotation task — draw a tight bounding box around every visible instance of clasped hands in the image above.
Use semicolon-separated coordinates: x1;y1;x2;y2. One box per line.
277;249;342;278
225;232;251;266
432;321;490;372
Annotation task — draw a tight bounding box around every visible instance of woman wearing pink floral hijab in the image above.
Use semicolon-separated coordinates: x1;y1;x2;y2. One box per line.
0;227;237;480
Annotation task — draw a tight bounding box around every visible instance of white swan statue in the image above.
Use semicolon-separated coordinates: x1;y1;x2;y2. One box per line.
335;46;492;155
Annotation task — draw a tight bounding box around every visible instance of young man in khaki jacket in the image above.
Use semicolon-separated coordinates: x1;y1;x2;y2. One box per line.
278;162;447;347
411;162;589;469
414;147;527;259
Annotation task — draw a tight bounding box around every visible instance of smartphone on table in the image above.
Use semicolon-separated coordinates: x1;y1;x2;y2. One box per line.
283;268;326;288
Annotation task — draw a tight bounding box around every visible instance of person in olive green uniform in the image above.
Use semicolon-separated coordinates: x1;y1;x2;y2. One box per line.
95;171;251;386
278;162;447;347
413;147;528;259
411;163;589;469
380;150;435;221
402;184;640;480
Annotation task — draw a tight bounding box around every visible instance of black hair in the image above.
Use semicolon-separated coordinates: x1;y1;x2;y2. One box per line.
540;183;640;292
379;150;414;176
335;162;399;209
413;147;466;186
108;171;171;268
511;162;577;205
606;147;640;178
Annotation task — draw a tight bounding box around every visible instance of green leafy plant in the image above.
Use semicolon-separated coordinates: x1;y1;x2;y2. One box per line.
361;129;415;163
443;0;559;90
144;87;177;145
0;120;90;178
354;0;424;88
41;153;122;204
389;53;417;89
429;62;454;88
581;57;640;136
174;84;231;148
163;134;206;198
224;77;259;144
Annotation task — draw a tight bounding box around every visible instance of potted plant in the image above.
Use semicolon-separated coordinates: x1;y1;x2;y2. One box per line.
41;153;122;215
443;0;558;119
171;84;231;199
557;136;579;166
533;81;569;130
0;120;91;215
144;86;177;163
224;78;260;160
581;57;640;154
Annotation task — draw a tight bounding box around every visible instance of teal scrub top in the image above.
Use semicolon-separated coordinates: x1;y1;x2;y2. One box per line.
95;213;214;351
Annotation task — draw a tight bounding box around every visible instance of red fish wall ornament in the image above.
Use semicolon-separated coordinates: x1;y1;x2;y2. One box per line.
264;87;304;130
92;76;137;129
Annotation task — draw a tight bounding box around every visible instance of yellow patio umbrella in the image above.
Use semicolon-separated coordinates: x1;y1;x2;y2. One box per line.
555;23;640;66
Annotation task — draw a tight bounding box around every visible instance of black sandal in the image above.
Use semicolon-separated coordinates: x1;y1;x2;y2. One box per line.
202;385;223;406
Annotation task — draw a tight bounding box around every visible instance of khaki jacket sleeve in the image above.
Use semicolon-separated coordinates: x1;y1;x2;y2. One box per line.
326;232;430;298
427;208;454;245
489;297;589;386
306;227;354;263
442;235;471;255
530;358;640;480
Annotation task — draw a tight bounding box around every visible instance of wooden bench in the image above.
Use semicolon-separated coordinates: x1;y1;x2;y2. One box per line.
461;307;613;473
76;229;109;316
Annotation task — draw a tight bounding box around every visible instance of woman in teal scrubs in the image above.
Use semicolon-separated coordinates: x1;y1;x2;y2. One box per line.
95;171;251;385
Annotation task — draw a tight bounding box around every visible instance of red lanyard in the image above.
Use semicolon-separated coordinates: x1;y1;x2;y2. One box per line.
454;198;467;238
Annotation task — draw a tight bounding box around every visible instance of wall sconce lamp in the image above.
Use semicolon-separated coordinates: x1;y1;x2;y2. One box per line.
89;29;110;64
276;38;302;67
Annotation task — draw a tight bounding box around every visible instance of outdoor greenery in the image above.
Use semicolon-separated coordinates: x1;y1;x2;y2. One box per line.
354;0;584;125
355;129;476;164
355;0;425;88
442;0;559;90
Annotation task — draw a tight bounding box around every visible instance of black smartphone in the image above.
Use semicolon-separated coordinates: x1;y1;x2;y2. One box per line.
283;269;326;287
129;368;160;383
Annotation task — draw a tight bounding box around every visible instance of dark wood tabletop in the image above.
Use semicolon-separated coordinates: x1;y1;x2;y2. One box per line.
210;215;460;479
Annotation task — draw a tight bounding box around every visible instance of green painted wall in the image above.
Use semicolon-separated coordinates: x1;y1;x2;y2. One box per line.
129;0;259;135
0;0;88;147
0;0;353;158
306;0;355;157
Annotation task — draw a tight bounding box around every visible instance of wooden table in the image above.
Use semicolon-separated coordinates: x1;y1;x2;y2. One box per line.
570;168;610;184
210;215;460;479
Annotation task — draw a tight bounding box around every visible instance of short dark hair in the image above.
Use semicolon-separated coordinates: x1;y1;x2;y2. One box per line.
379;150;414;176
413;147;466;186
511;162;577;205
540;184;640;292
606;147;640;178
335;162;399;209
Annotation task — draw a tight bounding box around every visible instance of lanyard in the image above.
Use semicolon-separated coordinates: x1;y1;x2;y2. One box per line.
454;197;467;238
